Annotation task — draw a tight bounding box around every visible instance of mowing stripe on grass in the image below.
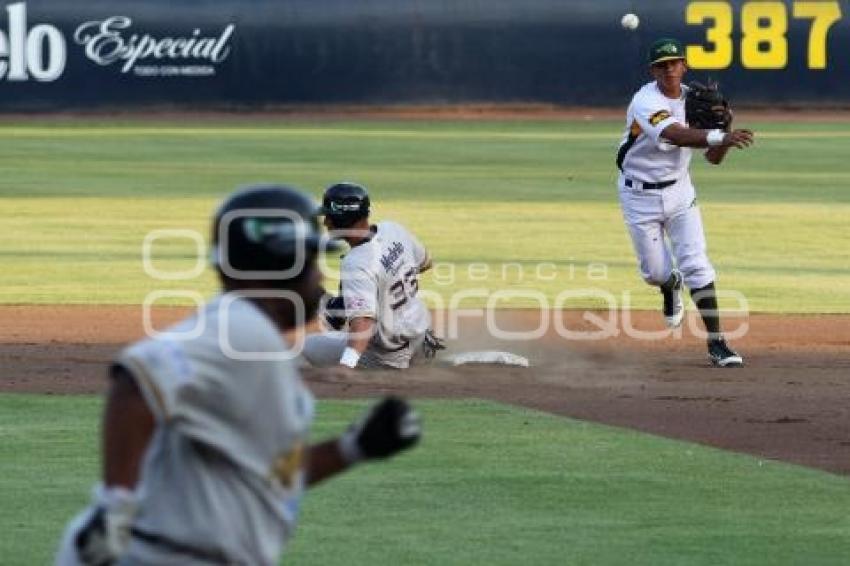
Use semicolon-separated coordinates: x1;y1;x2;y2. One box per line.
4;126;850;141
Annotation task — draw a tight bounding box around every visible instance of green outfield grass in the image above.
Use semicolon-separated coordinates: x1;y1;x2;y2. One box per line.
2;394;849;565
0;119;847;311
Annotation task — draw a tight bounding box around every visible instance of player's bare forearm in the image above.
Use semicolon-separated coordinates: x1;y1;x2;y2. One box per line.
704;145;731;165
661;123;754;150
305;439;351;487
306;397;422;487
660;123;711;147
102;366;155;488
347;316;376;354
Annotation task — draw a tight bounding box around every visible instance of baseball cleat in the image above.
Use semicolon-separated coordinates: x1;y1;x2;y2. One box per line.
707;337;743;367
661;270;684;328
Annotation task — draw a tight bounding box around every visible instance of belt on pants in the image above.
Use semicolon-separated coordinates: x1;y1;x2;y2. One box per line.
131;528;234;564
625;178;677;190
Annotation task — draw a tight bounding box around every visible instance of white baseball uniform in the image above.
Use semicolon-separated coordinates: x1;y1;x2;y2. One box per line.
616;80;716;290
302;220;431;369
56;293;315;565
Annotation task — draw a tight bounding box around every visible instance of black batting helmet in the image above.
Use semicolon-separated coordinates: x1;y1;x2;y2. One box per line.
211;184;340;278
319;182;370;228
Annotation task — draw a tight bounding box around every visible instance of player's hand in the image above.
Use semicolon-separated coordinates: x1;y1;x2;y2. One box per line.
722;129;754;149
74;486;136;565
339;397;422;463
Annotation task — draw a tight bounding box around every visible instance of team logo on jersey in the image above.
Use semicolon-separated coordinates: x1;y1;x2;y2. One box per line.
649;110;671;126
347;297;369;311
271;442;304;489
380;241;405;274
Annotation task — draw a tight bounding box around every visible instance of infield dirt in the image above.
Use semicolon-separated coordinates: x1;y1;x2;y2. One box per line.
1;306;848;474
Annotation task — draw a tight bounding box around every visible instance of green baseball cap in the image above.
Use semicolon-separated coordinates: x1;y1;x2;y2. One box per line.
648;38;686;65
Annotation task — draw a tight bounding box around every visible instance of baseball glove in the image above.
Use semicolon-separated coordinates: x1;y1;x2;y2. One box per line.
686;81;733;131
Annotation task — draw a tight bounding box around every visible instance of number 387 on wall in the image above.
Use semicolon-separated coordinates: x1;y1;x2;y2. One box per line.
686;1;842;69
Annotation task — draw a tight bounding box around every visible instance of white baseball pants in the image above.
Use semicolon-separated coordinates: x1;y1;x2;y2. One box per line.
618;173;716;290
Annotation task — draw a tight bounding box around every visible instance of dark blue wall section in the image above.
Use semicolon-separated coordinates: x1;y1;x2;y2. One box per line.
0;0;847;109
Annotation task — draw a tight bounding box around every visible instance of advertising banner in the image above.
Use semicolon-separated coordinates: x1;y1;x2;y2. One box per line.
0;1;847;109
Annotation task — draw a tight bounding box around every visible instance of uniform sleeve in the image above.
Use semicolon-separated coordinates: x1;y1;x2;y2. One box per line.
115;339;194;423
632;91;681;144
341;262;378;319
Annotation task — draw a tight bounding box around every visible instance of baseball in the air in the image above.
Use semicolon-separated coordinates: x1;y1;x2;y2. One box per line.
621;13;640;31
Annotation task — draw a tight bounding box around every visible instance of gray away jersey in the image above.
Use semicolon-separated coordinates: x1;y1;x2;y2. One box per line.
341;220;431;368
117;293;314;565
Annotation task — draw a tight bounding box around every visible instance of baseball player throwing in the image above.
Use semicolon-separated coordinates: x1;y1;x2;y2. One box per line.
301;182;444;370
617;38;754;367
55;184;421;565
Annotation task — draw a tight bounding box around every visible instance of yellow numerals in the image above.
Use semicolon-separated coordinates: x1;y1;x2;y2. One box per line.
686;0;842;70
793;1;842;69
741;1;788;69
686;2;734;69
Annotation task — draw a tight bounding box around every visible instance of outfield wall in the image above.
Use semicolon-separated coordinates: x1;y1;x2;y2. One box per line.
0;0;848;110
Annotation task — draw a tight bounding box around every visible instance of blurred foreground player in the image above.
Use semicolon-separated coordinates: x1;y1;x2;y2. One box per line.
56;184;421;565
